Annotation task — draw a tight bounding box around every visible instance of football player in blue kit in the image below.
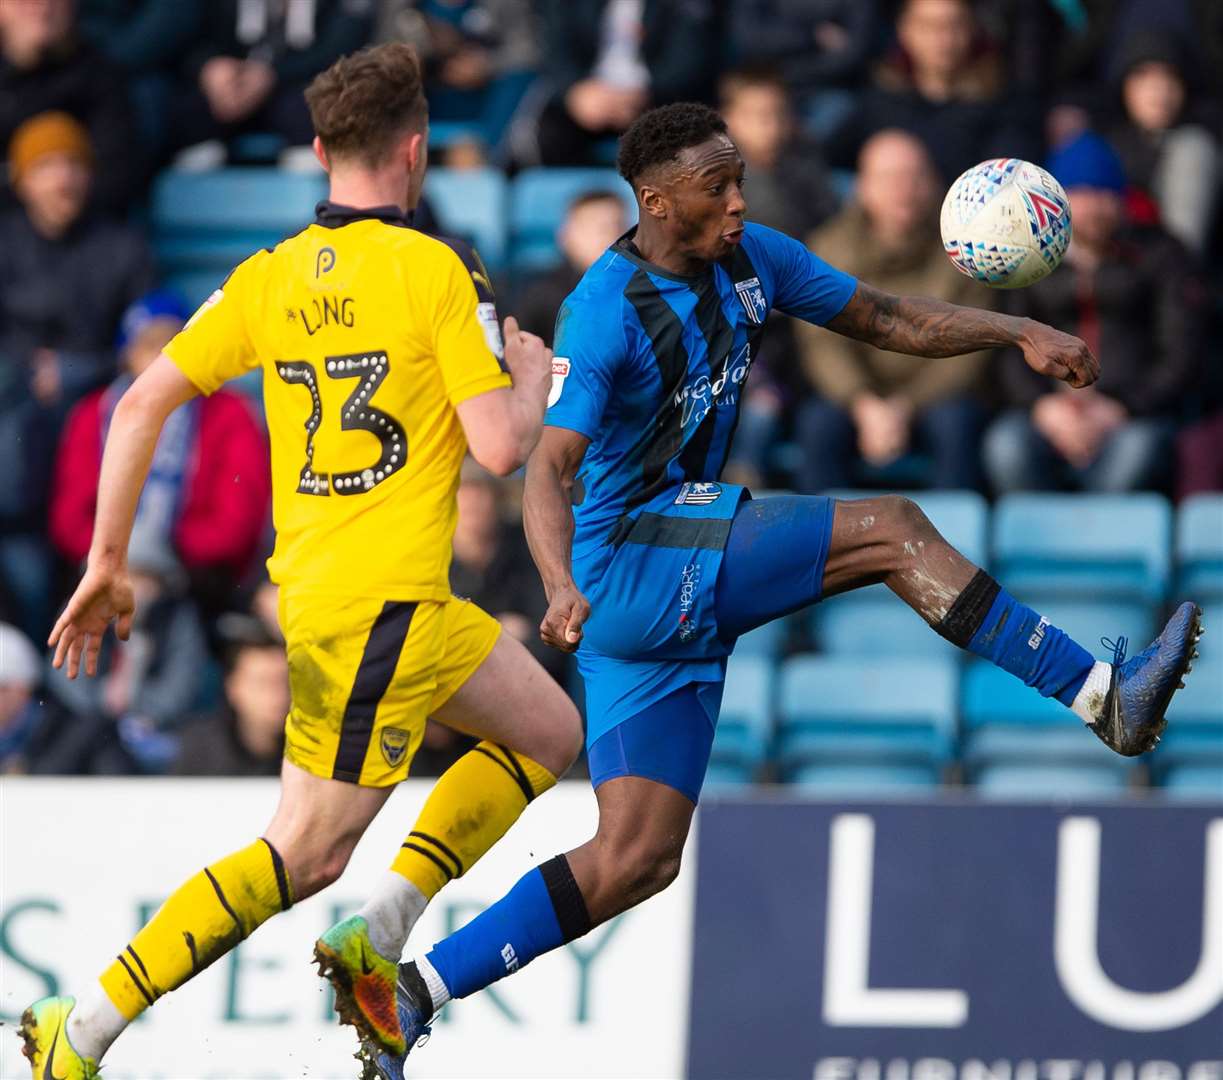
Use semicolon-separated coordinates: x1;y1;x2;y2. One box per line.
362;103;1202;1074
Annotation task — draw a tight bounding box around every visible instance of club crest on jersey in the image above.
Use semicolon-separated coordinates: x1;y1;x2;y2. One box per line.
674;482;722;506
734;277;768;324
548;357;570;407
380;727;411;768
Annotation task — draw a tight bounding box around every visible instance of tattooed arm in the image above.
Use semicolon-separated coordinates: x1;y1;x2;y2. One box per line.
826;281;1101;389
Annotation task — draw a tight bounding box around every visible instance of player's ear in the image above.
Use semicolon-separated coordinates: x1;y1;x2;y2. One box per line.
312;136;330;173
639;182;667;221
405;131;426;175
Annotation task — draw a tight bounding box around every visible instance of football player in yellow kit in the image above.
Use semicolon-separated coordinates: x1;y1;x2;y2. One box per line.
20;42;581;1078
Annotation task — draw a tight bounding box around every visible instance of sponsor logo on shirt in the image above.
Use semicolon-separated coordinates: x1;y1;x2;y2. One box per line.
734;276;768;324
548;356;570;407
674;482;722;506
674;344;752;427
678;562;701;642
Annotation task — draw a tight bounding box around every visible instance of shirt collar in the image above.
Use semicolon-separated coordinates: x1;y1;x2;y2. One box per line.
611;226;713;285
314;201;415;229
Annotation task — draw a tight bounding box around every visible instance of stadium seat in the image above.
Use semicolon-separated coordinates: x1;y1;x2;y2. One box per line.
960;660;1131;773
1150;656;1223;773
711;654;775;778
1025;598;1156;652
423;167;509;269
813;490;988;657
775;655;958;777
1176;495;1223;601
785;763;939;796
1159;766;1223;800
509;168;637;271
166;270;228;310
992;493;1172;603
975;763;1131;799
152;168;328;276
733;618;786;660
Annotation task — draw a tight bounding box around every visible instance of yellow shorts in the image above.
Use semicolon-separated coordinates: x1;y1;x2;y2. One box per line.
279;592;501;787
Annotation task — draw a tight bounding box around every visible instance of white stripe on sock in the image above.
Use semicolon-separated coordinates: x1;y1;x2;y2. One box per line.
357;872;428;961
1071;661;1113;726
416;954;452;1012
65;984;127;1064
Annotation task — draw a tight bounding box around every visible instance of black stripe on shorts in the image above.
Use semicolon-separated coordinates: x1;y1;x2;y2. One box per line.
332;601;418;782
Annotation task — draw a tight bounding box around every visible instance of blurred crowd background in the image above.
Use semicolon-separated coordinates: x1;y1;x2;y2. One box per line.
0;0;1220;788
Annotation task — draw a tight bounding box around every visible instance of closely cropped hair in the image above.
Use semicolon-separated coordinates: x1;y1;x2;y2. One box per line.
305;43;427;167
617;103;729;186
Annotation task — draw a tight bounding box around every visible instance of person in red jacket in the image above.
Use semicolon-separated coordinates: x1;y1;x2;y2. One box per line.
50;289;270;605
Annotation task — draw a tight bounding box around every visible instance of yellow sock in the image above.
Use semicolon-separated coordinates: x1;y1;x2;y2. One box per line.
391;741;556;899
99;838;293;1020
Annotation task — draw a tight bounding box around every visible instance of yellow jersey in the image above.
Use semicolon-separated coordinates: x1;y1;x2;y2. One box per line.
165;202;510;600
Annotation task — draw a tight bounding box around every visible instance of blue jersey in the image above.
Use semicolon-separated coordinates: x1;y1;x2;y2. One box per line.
546;222;856;589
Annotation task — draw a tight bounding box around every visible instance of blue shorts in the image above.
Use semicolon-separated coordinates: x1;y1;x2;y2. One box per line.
581;489;836;802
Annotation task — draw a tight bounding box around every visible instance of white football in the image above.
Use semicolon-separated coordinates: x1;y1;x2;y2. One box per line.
940;158;1072;289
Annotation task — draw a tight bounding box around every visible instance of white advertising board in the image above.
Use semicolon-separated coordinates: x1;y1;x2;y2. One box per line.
0;778;694;1080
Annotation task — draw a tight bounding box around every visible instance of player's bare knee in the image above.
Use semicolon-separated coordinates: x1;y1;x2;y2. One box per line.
595;829;683;902
519;691;583;778
880;495;939;565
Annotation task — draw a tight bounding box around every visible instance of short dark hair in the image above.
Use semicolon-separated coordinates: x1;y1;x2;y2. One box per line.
719;65;789;106
305;42;428;167
567;189;624;215
617;103;729;186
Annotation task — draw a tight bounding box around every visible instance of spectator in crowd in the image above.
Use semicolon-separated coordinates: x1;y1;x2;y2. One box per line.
0;622;44;774
514;189;628;343
826;0;1040;183
793;129;992;492
78;0;207;160
50;290;271;608
46;528;208;771
983;131;1205;494
0;111;153;639
1106;30;1220;258
0;0;141;214
515;0;719;166
450;462;566;681
167;0;376;164
378;0;539;162
718;67;838;239
1177;411;1223;500
730;0;879;103
172;617;287;777
0;620;135;774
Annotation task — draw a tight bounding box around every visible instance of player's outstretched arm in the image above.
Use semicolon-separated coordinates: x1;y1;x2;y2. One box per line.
826;280;1100;388
456;316;553;476
49;355;199;678
523;426;592;654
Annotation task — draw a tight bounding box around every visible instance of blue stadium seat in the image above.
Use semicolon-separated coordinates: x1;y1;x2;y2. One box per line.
152;168;328;275
1195;602;1223;667
1159;766;1223;800
166;270;227;310
960;661;1131;772
785;763;939;796
975;763;1131;799
992;493;1172;602
733;618;786;660
703;762;758;792
423;167;509;269
1027;599;1155;652
1151;656;1223;772
813;490;988;657
1176;495;1223;601
711;654;775;777
509;168;637;271
776;655;958;777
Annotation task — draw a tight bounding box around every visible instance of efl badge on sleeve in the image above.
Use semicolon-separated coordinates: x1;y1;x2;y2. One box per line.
734;277;768;325
548;357;571;407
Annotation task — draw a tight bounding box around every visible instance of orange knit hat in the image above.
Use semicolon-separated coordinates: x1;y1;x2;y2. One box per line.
8;110;94;182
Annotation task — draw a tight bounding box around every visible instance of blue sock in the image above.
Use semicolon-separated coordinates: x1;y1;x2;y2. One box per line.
937;571;1094;705
426;855;592;1000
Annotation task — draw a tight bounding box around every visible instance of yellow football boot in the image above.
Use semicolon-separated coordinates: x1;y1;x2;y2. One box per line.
315;915;405;1056
18;997;100;1079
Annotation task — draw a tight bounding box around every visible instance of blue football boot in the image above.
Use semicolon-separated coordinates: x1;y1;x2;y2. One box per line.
1092;601;1203;757
357;962;434;1080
